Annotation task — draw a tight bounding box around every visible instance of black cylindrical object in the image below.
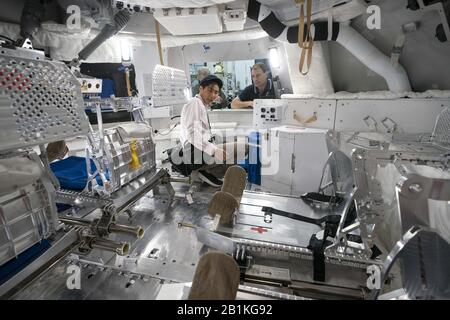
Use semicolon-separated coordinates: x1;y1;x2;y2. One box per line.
247;0;340;43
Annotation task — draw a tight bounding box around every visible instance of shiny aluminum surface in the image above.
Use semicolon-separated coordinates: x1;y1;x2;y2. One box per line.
11;182;369;300
0;47;89;152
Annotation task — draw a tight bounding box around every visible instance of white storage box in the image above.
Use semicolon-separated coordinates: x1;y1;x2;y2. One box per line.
261;126;330;196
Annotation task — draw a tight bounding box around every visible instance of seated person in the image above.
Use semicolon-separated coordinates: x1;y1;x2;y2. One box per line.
192;67;228;109
231;62;276;109
173;75;247;187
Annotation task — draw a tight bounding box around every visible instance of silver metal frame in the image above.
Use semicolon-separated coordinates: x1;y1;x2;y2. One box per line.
325;128;450;262
370;226;450;300
0;47;89;152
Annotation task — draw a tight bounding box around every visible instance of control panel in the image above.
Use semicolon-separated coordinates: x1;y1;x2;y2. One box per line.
254;99;287;129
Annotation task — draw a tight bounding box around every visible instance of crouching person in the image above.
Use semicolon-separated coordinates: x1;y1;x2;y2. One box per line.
172;75;247;187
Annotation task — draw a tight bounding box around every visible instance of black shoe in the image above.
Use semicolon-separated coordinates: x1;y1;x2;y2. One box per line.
198;170;223;187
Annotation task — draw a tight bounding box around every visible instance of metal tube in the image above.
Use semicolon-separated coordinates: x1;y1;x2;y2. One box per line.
170;176;191;183
89;237;130;256
60;217;144;239
78;10;130;61
109;223;145;239
60;217;91;227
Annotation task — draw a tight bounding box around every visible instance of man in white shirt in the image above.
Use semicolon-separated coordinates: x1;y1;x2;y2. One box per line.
175;75;247;187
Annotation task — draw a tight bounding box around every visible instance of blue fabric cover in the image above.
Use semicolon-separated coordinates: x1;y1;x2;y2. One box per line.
238;132;261;185
50;156;105;190
101;78;116;98
0;240;51;285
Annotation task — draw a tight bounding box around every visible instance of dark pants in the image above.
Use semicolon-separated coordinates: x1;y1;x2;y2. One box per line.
169;143;213;176
169;142;248;177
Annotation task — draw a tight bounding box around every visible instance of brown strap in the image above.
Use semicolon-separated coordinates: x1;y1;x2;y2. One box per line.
125;68;132;96
155;19;164;65
293;111;318;125
298;0;306;48
299;36;314;75
296;0;314;75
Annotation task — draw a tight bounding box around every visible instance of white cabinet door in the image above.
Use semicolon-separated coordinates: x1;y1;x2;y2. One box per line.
260;128;295;194
291;129;330;195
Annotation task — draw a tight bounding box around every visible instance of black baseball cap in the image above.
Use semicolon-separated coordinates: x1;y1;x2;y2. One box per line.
199;75;223;90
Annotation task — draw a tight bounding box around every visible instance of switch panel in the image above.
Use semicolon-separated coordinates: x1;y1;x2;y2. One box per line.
254;99;287;129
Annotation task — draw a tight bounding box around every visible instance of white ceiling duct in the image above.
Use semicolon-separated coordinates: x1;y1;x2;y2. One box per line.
309;0;367;23
159;26;267;47
123;26;268;47
116;0;235;8
154;6;223;36
248;0;412;93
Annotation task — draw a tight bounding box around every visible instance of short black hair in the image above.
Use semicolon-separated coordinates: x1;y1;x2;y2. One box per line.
199;75;223;90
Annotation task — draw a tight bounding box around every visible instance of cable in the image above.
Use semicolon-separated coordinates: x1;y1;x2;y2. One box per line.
0;34;15;44
154;123;179;136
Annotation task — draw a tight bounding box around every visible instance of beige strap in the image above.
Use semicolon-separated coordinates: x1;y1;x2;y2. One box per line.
293;111;318;125
154;19;164;65
296;0;314;75
125;68;132;97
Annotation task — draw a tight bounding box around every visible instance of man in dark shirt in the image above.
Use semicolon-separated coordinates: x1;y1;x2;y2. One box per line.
231;62;276;109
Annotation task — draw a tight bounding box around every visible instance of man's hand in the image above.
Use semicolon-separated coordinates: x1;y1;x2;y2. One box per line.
231;97;254;109
214;148;229;163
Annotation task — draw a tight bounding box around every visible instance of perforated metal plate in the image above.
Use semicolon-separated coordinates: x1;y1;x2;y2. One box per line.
0;47;89;152
152;65;188;107
431;107;450;146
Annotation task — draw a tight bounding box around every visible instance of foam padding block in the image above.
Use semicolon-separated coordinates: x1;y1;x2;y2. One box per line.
188;251;240;300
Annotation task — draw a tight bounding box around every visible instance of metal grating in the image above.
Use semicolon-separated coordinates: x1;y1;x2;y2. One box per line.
0;47;89;152
88;127;156;194
401;230;450;299
431;107;450;146
0;180;54;266
152;64;188;107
